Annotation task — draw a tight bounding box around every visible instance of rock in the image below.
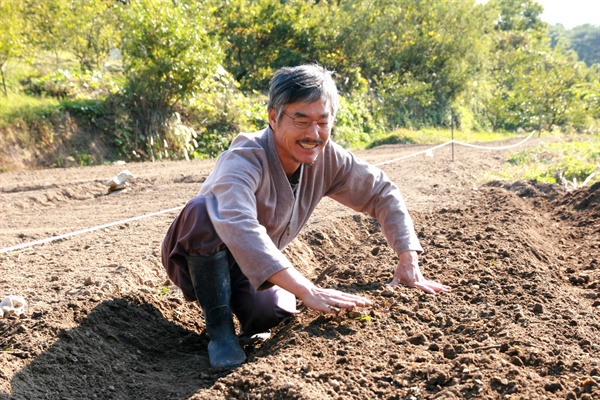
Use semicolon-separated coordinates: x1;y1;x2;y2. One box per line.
443;344;457;359
0;295;27;318
105;170;133;187
491;376;508;386
105;170;134;193
408;333;427;345
427;371;448;386
428;343;440;351
510;356;524;366
532;303;544;314
328;379;341;391
544;381;563;393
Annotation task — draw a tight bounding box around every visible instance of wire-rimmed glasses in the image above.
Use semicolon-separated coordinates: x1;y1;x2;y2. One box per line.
282;111;332;129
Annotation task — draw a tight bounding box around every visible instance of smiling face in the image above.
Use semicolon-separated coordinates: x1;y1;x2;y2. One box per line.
269;99;333;177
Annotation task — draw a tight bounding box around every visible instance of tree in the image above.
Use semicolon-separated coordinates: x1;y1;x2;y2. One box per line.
334;0;492;128
22;0;70;66
0;0;26;96
483;0;598;132
22;0;120;72
215;0;338;91
62;0;121;71
119;0;225;160
567;24;600;67
493;0;545;32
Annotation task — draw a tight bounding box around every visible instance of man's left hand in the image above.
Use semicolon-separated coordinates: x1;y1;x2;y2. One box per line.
387;251;451;294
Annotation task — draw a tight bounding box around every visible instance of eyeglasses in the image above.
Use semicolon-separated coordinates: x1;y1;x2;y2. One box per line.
282;111;332;129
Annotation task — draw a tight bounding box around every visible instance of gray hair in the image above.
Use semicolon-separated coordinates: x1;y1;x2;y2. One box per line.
268;64;340;120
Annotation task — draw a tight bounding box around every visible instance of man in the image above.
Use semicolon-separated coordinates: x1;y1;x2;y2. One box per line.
162;64;450;369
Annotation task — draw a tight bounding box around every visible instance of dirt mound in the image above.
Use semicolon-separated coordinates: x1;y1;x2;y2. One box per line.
486;179;600;230
557;182;600;229
1;140;598;400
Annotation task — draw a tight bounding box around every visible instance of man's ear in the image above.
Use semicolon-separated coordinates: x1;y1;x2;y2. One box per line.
268;108;278;128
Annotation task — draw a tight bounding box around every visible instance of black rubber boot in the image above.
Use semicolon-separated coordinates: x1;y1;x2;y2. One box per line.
186;250;246;369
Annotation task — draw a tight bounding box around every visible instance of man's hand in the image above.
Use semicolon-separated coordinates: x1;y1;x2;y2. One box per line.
388;251;451;294
269;266;371;314
300;286;372;314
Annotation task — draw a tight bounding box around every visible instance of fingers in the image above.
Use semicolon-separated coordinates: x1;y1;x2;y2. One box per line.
327;304;341;313
307;287;372;313
325;293;371;311
388;278;451;294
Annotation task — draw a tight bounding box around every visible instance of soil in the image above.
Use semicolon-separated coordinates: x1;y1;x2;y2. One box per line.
0;138;598;400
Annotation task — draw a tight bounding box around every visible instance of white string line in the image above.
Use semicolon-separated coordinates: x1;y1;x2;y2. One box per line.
453;130;536;150
0;206;184;254
373;130;536;166
1;132;535;254
374;141;453;166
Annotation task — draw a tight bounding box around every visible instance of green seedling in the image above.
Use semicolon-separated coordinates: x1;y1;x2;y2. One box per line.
156;286;172;298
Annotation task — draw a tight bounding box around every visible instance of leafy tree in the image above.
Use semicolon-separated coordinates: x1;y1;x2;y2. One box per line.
21;0;70;65
118;0;225;160
548;23;600;67
493;0;545;33
482;0;598;132
567;64;600;132
334;0;492;128
62;0;121;71
567;24;600;67
485;0;560;130
22;0;119;71
0;0;26;95
215;0;338;91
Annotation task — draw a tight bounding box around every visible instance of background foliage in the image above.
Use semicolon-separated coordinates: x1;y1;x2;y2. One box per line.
0;0;598;168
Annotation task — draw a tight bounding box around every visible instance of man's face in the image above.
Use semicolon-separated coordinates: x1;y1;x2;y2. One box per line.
269;99;333;177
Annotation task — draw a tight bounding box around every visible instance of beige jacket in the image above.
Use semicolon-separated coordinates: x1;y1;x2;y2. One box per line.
199;128;422;290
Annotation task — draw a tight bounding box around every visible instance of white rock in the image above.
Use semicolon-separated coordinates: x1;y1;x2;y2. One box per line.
0;295;27;317
105;170;134;188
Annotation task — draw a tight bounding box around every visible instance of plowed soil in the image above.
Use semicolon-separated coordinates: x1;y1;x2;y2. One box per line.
1;138;598;400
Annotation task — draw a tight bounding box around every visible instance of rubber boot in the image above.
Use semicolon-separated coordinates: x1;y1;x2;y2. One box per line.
186;250;246;369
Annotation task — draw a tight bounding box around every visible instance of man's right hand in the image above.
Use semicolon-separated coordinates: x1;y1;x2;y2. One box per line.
300;286;372;313
268;267;371;313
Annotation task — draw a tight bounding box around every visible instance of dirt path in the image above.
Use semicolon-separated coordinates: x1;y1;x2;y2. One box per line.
1;137;598;399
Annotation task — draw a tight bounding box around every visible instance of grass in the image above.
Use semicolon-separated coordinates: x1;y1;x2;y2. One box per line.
0;92;60;126
492;136;600;186
0;52;78;126
0;50;122;127
370;128;599;188
366;127;529;148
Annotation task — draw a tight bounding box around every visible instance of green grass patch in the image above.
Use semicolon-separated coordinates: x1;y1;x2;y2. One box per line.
366;127;529;148
0;92;60;126
494;138;600;186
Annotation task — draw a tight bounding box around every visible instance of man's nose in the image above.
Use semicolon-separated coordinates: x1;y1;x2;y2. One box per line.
305;122;320;138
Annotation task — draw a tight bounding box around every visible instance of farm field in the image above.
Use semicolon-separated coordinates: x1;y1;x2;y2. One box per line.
0;137;598;400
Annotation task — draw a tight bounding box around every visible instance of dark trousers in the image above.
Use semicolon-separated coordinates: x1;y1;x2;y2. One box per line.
161;196;296;336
